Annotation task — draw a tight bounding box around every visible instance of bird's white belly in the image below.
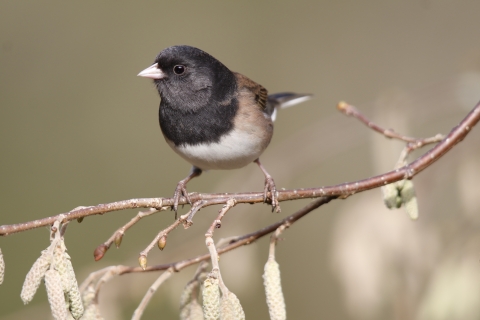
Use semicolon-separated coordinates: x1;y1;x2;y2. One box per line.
171;129;267;170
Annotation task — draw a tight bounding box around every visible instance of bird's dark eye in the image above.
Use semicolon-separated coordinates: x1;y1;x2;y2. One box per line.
173;65;186;75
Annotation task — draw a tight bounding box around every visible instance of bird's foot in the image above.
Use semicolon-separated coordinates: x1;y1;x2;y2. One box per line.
263;176;280;213
171;167;202;216
254;159;280;212
172;180;192;214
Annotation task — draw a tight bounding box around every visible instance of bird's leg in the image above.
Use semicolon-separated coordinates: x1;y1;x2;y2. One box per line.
254;159;280;212
173;166;202;214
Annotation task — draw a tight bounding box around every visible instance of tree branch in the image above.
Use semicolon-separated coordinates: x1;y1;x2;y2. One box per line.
1;101;478;238
81;195;335;278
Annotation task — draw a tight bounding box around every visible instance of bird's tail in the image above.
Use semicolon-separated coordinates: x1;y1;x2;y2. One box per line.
267;92;312;122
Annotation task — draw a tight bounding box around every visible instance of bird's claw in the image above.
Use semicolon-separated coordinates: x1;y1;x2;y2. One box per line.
172;182;192;214
263;176;280;213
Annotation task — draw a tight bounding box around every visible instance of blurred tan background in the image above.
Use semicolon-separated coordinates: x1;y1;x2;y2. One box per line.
1;1;480;319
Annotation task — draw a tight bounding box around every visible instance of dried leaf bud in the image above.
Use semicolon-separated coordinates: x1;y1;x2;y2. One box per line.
158;236;167;251
114;233;123;248
263;258;286;320
93;244;108;261
21;250;51;304
400;180;419;220
45;269;68;320
0;248;4;285
202;277;220;320
139;255;148;270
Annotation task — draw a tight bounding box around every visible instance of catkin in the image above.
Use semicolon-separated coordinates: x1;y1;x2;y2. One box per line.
400;180;419;220
0;248;4;285
180;279;204;320
203;277;220;320
381;183;402;209
45;269;68;320
21;250;51;304
263;258;286;320
220;291;245;320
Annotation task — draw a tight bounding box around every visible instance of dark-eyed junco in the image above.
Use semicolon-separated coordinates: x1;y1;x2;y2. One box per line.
138;45;311;212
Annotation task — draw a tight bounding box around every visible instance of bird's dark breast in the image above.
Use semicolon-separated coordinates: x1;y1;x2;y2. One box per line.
159;98;239;146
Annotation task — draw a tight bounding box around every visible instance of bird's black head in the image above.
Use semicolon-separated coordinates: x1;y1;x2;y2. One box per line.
138;45;236;112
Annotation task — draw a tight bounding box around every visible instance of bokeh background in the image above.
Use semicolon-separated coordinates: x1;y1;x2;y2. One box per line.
1;1;480;319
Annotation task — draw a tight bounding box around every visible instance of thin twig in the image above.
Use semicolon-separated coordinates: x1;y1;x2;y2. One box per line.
204;200;237;296
103;208;162;250
338;101;448;167
118;196;335;275
136;200;236;269
94;267;121;297
77;195;333;294
182;198;223;228
337;102;441;143
79;266;118;293
74;196;331;318
397;134;445;166
205;199;237;238
131;268;174;320
139;219;182;261
269;223;290;260
205;237;219;274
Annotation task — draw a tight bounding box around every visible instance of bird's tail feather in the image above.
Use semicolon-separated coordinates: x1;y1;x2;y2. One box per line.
267;93;312;122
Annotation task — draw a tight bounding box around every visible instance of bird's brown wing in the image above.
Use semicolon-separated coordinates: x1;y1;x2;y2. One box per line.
233;72;271;115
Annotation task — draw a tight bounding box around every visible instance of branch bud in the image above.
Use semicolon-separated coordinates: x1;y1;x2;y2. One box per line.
139;255;148;270
336;101;348;112
114;233;123;248
93;244;108;261
158;235;167;251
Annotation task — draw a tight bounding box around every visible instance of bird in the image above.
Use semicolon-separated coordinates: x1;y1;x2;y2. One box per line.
137;45;311;213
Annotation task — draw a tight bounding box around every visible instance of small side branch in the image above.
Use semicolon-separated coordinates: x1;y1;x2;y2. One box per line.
337;101;441;143
116;196;335;276
131;268;174;320
205;199;237;238
74;196;333;310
